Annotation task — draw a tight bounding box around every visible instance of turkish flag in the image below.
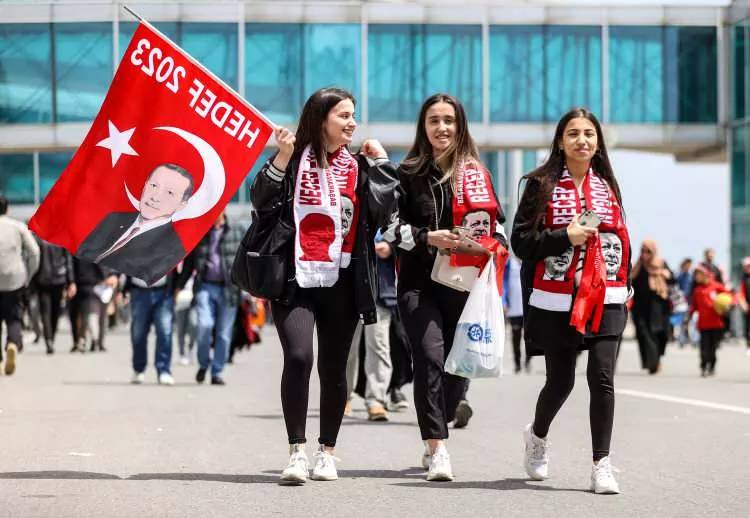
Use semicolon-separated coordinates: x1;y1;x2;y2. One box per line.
29;22;273;284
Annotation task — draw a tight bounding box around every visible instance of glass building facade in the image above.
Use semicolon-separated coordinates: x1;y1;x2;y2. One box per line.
732;16;750;271
0;7;721;207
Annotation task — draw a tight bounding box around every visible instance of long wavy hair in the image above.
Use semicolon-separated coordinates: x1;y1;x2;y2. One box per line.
292;87;355;168
401;93;480;184
518;107;622;230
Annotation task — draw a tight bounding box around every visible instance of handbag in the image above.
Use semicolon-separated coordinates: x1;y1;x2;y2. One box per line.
430;250;480;292
231;186;295;300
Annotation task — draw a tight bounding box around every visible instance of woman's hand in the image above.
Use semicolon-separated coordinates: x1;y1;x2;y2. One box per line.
360;139;388;159
566;214;598;246
427;229;460;250
272;126;296;171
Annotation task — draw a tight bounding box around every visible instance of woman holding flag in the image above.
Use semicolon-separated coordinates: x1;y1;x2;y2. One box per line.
251;87;398;484
511;108;631;494
383;93;507;482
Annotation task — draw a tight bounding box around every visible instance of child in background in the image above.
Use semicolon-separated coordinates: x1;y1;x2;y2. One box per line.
688;265;732;377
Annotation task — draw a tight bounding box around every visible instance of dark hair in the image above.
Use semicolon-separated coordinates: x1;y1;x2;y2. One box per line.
402;93;479;182
0;193;7;215
293;87;355;168
148;163;194;201
518;107;622;230
681;258;693;268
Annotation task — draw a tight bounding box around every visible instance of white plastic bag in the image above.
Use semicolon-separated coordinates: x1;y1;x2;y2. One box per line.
445;258;505;378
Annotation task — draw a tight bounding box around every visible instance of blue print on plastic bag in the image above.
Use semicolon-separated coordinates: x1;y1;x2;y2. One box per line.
467;323;492;344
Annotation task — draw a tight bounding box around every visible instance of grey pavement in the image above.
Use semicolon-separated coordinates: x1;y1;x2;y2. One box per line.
2;322;750;518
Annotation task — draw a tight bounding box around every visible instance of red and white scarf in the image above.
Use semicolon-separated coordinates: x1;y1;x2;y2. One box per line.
529;168;630;333
293;145;359;288
449;159;500;269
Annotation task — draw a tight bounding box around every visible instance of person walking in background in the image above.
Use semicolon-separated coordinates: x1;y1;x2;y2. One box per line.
173;272;196;365
180;210;244;386
384;93;507;482
386;309;413;412
511;108;631;495
631;240;673;374
69;258;117;353
689;265;732;376
736;257;750;355
32;237;76;354
0;194;40;375
503;253;528;374
699;248;724;285
675;258;694;347
126;273;178;385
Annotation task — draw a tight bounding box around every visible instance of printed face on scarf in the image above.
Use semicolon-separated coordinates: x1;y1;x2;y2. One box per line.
425;102;456;155
462;210;491;240
323;99;356;150
341;196;354;237
139;165;192;221
544;246;574;281
601;232;623;280
559;117;598;166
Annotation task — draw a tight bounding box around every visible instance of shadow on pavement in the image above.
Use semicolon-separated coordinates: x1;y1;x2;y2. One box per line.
391;478;591;493
0;471;121;480
127;473;278;484
62;381;197;387
264;468;423;479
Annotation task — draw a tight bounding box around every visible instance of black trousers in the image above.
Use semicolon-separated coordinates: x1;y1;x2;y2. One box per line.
270;271;358;448
388;307;413;392
70;285;94;346
699;328;722;371
532;335;618;461
509;316;525;371
399;282;470;440
634;316;667;373
0;289;24;361
38;284;65;344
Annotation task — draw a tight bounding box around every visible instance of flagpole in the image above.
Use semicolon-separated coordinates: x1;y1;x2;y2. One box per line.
120;4;278;131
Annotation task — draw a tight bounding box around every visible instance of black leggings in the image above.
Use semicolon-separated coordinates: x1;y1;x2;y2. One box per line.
270;271;358;448
399;283;470;440
38;284;65;343
509;316;525;370
532;335;618;461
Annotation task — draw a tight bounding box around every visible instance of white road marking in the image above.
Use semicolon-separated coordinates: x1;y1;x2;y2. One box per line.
617;389;750;416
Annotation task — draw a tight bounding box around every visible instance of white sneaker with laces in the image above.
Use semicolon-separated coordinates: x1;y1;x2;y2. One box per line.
158;372;175;385
311;446;340;481
280;444;309;483
590;456;620;494
523;423;549;480
131;372;145;384
421;442;431;470
426;444;454;481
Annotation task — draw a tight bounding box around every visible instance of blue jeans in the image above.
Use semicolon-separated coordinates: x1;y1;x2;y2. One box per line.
195;282;237;377
131;287;174;375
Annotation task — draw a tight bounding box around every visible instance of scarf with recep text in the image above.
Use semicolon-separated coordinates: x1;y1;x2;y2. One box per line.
529;168;630;334
293;145;359;288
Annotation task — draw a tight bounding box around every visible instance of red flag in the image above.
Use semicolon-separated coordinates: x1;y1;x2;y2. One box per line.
29;23;273;284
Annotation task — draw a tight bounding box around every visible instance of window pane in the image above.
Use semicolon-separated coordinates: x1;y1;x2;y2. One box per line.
490;26;544;122
609;26;664;123
39;151;73;200
734;23;746;121
0;23;52;123
119;22;179;62
732;126;747;208
544;26;602;121
245;23;303;124
667;26;717;123
522;150;539;173
182;23;238;90
54;23;112;122
368;24;424;122
0;154;34;203
303;24;360;103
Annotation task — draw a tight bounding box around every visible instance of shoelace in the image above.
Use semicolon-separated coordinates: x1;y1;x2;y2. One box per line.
529;440;548;461
288;452;308;470
314;450;341;470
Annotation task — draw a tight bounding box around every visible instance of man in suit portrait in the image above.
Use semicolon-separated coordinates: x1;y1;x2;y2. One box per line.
76;163;193;284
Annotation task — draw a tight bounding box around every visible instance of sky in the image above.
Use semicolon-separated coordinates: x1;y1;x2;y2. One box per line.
611;150;729;274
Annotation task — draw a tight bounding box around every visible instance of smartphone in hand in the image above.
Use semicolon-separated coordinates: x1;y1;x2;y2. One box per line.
578;210;602;228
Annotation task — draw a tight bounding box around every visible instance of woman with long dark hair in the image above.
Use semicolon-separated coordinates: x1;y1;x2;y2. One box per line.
383;93;507;481
250;87;398;483
511;107;631;494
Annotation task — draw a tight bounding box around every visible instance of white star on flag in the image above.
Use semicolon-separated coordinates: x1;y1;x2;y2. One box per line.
96;120;139;167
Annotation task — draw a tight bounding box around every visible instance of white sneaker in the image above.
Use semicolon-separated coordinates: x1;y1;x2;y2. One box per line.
421;442;431;470
158;372;175;385
179;355;190;366
523;423;549;480
426;444;454;481
311;446;340;481
590;456;620;494
131;372;145;384
280;445;309;483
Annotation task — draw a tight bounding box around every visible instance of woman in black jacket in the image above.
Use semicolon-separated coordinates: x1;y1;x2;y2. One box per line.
511;107;631;494
250;87;397;484
384;93;507;482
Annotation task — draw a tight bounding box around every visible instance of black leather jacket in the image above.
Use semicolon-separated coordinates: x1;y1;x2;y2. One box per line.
250;153;398;324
